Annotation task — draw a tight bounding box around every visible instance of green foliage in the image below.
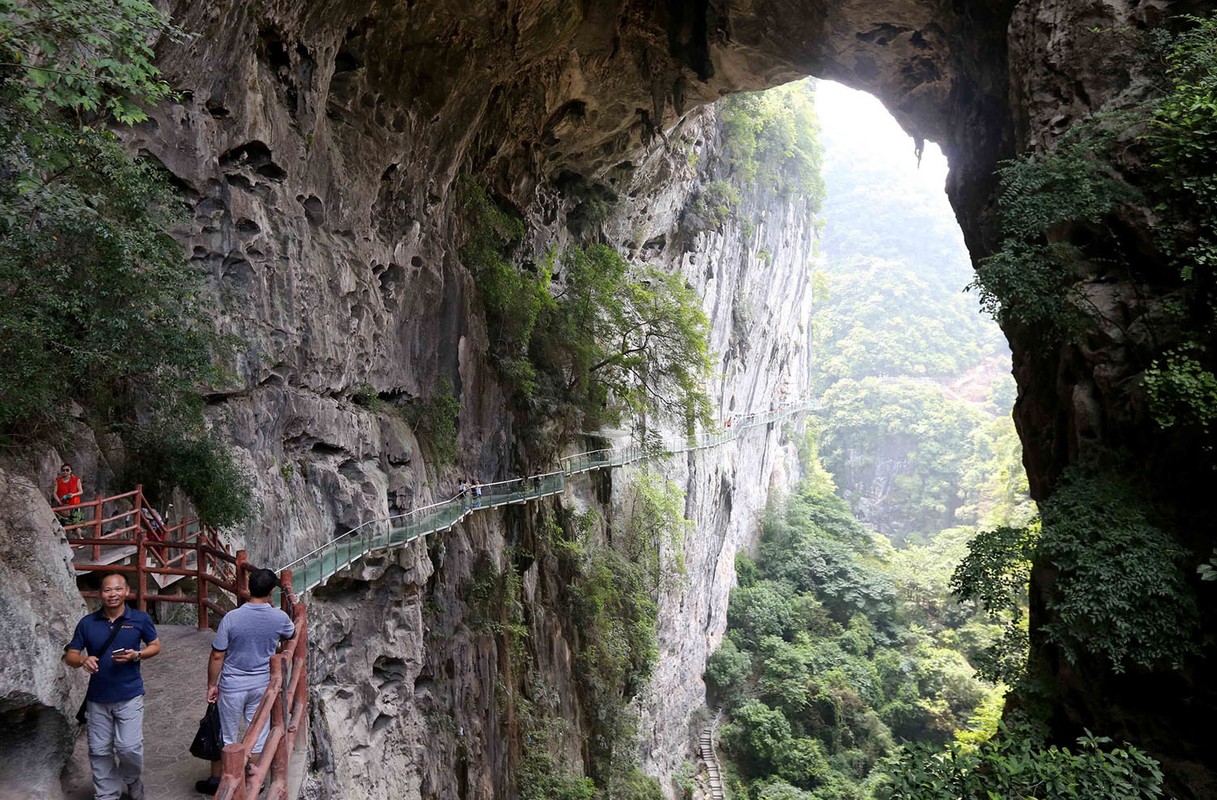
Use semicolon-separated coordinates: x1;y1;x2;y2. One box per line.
970;120;1136;339
811;261;994;389
814;378;987;543
551;476;690;791
534;244;713;432
1147;15;1217;282
0;0;181;123
514;676;596;800
458;190;714;435
687;179;742;232
399;378;460;465
556;476;693;788
0;124;224;435
622;470;691;583
706;637;752;706
459;179;549;388
125;416;253;528
1199;549;1217;581
953;470;1203;679
605;768;665;800
719;80;826;207
711;480;996;798
951;525;1036;621
0;0;252;523
517;761;595;800
350;382;386;412
1038;472;1199;672
465;555;528;642
880;728;1165;800
727;582;797;650
1142;343;1217;437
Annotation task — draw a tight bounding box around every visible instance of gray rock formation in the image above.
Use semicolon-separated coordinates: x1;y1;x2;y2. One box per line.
0;469;87;800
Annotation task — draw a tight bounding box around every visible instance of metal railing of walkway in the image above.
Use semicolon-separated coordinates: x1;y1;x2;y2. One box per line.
279;398;817;593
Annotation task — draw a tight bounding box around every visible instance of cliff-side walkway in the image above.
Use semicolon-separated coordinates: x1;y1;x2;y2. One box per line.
64;624;216;800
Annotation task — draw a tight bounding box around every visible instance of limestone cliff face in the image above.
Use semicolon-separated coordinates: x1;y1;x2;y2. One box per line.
6;0;1216;796
294;106;817;797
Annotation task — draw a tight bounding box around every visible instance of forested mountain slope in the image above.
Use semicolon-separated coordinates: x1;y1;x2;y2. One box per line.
810;84;1025;544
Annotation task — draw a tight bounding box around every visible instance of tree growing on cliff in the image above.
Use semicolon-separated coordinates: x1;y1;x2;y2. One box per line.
458;197;714;436
0;0;250;524
539;244;713;433
720;80;826;206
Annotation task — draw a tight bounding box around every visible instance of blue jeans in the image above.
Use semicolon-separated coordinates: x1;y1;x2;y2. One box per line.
85;695;143;800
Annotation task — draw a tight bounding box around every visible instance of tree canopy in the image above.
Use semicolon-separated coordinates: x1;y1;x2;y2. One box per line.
0;0;249;524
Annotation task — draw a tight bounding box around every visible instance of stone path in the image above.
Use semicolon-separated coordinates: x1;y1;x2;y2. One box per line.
65;625;216;800
698;724;726;800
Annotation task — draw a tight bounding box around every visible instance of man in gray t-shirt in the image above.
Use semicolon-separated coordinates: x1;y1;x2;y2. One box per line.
206;568;295;755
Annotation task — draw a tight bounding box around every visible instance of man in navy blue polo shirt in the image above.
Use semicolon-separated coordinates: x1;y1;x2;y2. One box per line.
65;573;161;800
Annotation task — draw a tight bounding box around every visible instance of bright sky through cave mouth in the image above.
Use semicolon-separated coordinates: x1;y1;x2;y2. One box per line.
816;79;951;198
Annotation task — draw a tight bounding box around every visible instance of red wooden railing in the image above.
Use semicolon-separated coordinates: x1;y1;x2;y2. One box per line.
59;484;249;628
61;487;309;798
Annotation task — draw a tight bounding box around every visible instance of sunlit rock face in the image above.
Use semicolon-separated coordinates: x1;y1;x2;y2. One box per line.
5;0;1213;797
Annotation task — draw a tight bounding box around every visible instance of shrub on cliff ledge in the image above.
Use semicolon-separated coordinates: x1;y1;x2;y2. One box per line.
720;80;826;207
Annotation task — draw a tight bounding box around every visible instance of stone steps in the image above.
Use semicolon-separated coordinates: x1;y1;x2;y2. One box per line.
698;726;726;800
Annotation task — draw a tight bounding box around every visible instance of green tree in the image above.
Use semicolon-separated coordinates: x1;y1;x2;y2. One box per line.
720;80;826;205
538;244;713;431
0;0;250;523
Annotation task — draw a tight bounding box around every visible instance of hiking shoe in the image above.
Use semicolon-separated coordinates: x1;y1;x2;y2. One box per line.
195;776;220;795
125;780;145;800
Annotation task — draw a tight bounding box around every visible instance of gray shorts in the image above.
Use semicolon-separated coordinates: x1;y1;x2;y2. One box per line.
218;675;270;754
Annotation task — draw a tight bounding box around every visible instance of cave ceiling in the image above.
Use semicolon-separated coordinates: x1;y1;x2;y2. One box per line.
164;0;1018;252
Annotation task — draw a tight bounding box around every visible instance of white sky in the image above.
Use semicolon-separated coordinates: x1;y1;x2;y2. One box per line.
815;80;950;195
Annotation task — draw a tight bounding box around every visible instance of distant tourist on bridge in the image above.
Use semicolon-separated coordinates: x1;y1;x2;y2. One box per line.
199;568;295;795
64;572;161;800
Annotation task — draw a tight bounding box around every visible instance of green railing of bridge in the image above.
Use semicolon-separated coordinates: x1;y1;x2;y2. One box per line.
281;399;816;593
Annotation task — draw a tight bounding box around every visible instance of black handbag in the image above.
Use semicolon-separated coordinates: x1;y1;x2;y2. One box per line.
190;702;224;761
74;621;127;724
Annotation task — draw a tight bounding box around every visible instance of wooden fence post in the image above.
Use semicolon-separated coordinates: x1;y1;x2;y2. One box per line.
236;550;249;605
197;527;209;630
294;606;308;739
134;486;146;612
280;569;293;613
271;656;289;798
92;494;103;562
220;743;246;800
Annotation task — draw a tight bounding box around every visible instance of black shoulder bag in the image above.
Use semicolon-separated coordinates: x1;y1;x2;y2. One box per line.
74;620;127;724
